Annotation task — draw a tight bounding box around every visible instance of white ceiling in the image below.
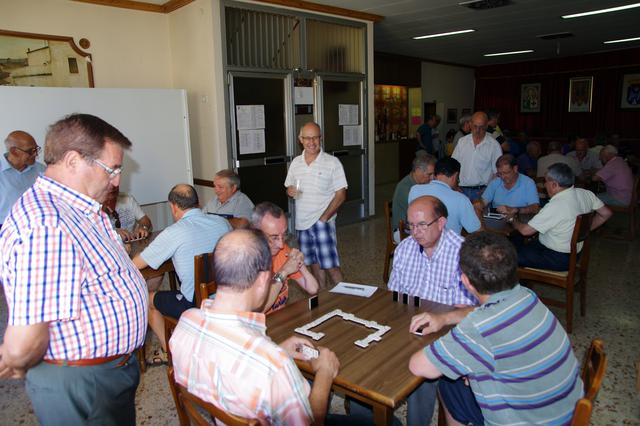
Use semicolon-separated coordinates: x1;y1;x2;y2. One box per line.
130;0;640;66
306;0;640;66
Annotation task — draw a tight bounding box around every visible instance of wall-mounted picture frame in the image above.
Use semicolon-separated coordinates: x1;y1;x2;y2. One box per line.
620;73;640;109
568;76;593;112
520;83;541;113
446;108;457;124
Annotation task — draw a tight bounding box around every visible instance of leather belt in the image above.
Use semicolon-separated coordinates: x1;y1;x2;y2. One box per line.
44;353;131;367
460;185;486;190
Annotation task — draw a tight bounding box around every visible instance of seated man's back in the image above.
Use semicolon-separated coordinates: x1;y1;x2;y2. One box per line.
171;301;313;424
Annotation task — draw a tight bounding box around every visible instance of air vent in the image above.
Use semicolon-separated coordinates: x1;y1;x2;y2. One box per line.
459;0;513;10
537;32;574;40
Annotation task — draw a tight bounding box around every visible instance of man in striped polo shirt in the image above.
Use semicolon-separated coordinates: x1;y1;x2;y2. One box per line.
0;114;148;425
410;232;582;425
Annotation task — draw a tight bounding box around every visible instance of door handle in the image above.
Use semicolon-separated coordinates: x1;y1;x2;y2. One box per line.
264;156;287;165
332;150;349;157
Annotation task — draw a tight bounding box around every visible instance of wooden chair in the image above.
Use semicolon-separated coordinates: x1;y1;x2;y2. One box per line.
517;212;594;333
194;252;216;308
167;366;258;426
604;174;639;240
571;338;608;426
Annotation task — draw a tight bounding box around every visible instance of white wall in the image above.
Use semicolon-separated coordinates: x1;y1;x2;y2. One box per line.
421;62;475;136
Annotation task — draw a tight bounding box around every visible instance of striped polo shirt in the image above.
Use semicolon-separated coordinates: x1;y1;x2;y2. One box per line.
169;300;314;425
0;176;148;360
425;284;583;425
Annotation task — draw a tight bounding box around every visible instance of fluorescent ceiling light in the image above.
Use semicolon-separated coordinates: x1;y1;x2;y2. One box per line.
484;50;534;57
562;3;640;19
413;29;475;40
604;36;640;44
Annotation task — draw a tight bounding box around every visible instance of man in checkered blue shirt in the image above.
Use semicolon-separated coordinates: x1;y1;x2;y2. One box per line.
388;195;478;426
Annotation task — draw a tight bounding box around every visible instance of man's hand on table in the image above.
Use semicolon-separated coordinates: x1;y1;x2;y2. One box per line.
496;205;517;215
280;336;316;361
410;312;446;335
311;347;340;380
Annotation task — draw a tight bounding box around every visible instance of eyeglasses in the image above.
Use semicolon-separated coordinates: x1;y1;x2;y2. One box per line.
406;216;440;233
14;145;41;155
93;158;123;180
266;232;289;243
300;136;321;142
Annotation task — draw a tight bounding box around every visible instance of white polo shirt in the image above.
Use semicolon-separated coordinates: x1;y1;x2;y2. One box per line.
452;133;502;187
527;187;604;253
284;150;348;230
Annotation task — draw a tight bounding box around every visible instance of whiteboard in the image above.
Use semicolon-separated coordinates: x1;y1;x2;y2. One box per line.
0;86;192;205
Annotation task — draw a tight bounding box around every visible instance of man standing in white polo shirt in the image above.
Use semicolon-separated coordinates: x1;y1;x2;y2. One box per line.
285;122;348;288
452;111;502;201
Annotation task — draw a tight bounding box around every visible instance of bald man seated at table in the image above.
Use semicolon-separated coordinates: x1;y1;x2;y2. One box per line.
1;130;45;227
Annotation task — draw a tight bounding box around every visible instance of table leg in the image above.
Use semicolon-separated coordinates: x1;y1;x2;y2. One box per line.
372;402;393;426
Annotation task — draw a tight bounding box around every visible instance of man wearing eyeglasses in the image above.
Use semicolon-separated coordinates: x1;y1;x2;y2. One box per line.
0;131;45;227
388;195;477;425
251;202;319;314
0;115;147;425
285;122;348;288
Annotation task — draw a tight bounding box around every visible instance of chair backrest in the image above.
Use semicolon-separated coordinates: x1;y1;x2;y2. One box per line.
571;338;607;425
164;315;179;365
631;174;640;207
194;253;215;308
398;219;410;241
573;212;595;246
167;367;259;426
385;200;395;246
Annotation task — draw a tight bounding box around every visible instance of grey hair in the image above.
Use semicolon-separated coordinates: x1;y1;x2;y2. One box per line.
215;169;241;190
601;144;618;156
546;163;574;188
213;229;273;291
459;114;472;126
251;201;285;228
547;141;562;152
412;153;436;172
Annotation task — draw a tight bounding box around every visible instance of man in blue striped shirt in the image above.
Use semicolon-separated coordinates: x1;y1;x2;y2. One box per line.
410;232;582;425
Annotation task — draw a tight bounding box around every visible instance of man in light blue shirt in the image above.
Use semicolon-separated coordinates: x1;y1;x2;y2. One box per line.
1;131;45;226
133;184;231;352
479;154;540;215
409;157;480;235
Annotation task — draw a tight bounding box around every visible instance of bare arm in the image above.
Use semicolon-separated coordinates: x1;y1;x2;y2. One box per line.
319;188;347;222
308;348;339;425
496;204;540;215
409;349;443;379
591;205;612;230
132;254;149;269
1;323;50;377
512;220;538;236
262;281;284;313
409;306;474;335
297;265;319;295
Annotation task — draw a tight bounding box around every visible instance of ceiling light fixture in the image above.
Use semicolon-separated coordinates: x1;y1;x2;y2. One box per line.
484;49;534;57
413;29;475;40
604;36;640;44
561;3;640;19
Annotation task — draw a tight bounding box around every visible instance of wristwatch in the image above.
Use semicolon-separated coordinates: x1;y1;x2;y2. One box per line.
273;272;285;285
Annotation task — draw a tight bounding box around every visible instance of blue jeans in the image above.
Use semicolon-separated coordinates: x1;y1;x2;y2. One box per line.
438;378;484;425
26;354;140;426
460;186;486;202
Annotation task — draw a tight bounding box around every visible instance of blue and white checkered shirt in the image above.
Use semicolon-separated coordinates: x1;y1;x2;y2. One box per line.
388;229;477;305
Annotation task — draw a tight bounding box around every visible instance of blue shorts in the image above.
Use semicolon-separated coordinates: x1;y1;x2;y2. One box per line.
298;220;340;269
438;377;484;425
153;290;194;320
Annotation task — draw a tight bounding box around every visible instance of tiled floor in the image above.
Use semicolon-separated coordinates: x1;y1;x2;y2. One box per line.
1;184;639;425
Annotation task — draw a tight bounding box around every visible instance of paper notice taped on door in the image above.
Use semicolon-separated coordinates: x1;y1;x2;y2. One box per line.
236;105;265;130
238;129;266;155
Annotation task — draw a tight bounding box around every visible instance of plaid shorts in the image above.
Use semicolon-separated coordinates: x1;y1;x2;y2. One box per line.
298;220;340;269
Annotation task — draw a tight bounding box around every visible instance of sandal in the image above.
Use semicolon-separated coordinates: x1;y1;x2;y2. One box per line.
148;349;168;367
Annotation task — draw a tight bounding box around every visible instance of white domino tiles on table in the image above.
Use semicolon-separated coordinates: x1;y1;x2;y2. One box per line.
295;309;391;348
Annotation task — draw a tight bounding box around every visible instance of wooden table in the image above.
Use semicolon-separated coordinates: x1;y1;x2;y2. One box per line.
128;231;177;286
482;213;534;236
266;289;453;425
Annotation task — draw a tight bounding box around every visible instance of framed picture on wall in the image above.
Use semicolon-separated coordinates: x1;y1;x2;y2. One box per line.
568;76;593;112
620;73;640;109
520;83;541;113
447;108;457;123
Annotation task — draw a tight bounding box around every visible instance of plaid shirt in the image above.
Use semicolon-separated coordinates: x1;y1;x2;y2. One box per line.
388;229;477;305
170;300;313;425
0;176;148;360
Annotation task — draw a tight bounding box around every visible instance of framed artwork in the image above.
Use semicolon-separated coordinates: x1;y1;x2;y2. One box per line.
520;83;541;113
446;108;457;123
620;73;640;109
568;76;593;112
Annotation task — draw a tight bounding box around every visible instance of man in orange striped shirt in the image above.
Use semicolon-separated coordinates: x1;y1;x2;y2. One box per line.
169;229;338;425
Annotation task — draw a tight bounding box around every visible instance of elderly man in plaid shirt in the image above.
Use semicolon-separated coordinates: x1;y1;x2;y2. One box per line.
388;195;478;426
0;114;148;425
